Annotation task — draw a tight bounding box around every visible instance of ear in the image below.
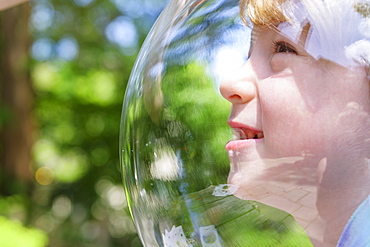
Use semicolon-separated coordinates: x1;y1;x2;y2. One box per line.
0;0;29;11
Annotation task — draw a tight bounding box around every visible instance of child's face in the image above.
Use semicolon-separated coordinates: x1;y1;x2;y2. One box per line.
220;25;370;243
220;26;370;164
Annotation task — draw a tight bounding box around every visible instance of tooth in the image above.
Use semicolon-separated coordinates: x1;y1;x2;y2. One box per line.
236;128;247;139
232;133;239;140
241;131;247;139
233;129;242;140
233;128;264;140
246;129;255;139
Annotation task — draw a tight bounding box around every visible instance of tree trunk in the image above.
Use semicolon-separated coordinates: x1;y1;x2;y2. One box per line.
0;3;33;187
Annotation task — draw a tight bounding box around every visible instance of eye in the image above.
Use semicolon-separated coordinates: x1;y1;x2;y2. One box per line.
274;41;298;55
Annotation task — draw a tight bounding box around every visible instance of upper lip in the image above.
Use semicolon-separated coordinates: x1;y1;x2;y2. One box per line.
228;121;264;140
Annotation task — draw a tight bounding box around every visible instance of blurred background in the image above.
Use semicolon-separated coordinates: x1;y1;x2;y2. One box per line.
0;0;169;246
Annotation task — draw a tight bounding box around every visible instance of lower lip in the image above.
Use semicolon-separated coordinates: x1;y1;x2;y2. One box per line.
225;138;263;150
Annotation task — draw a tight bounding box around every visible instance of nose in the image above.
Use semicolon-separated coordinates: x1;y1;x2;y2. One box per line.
220;62;257;104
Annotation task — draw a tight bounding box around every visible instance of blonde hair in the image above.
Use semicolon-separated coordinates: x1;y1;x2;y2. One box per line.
239;0;288;26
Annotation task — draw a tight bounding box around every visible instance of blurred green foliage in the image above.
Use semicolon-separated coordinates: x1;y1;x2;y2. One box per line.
161;63;231;190
0;216;48;247
0;0;169;246
121;56;233;245
122;59;231;204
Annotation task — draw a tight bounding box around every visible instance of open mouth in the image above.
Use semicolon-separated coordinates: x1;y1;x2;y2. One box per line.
233;128;264;140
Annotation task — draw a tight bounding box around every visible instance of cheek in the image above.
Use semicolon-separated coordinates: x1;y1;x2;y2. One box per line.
259;79;330;156
328;101;370;159
260;77;312;126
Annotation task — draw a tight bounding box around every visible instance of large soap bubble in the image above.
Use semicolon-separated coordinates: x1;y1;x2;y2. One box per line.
120;0;370;246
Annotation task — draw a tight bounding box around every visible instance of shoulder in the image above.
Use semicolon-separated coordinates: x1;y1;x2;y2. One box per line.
337;196;370;247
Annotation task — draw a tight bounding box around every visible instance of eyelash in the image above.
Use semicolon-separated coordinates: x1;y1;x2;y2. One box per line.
273;41;298;55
